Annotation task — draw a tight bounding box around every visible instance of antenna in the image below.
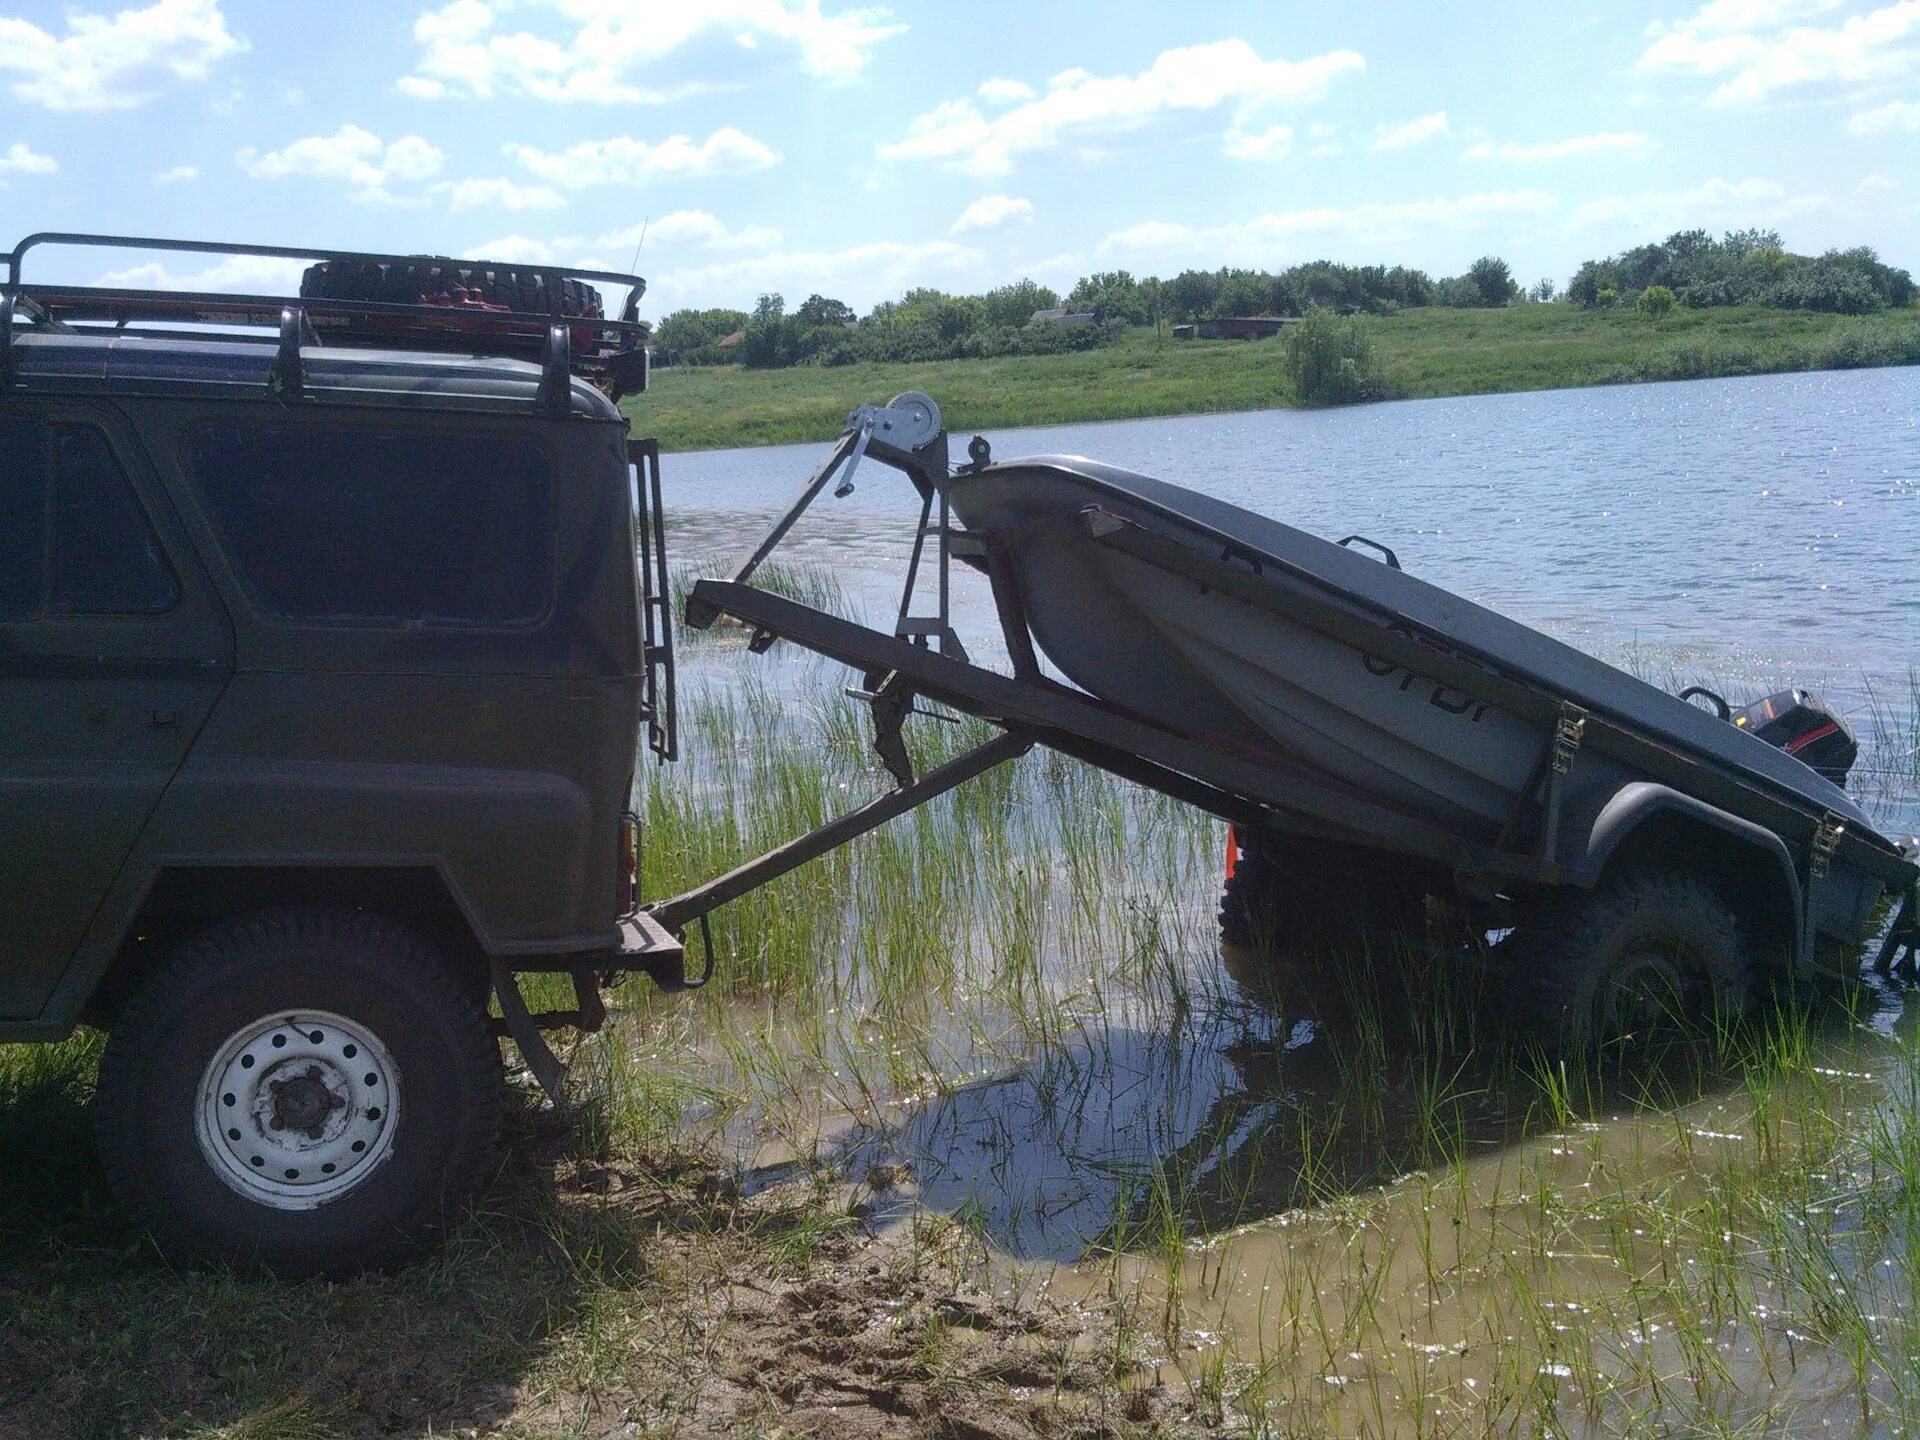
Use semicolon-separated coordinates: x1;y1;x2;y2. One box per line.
627;218;649;276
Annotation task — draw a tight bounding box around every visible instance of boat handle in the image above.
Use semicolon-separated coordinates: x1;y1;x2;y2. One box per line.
1336;534;1400;570
1678;685;1732;721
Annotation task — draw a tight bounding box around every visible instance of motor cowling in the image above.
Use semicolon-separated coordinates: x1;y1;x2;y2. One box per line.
1732;688;1859;786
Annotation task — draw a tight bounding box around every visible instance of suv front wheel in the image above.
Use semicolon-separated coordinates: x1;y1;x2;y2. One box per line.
95;906;505;1276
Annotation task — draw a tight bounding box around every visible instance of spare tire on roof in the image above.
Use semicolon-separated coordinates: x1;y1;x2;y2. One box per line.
299;259;604;318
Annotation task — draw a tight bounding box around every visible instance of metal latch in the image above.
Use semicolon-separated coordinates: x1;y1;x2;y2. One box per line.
1551;704;1588;775
1810;812;1846;880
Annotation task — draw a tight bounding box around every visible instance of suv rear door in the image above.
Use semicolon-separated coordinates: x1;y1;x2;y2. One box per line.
0;405;232;1020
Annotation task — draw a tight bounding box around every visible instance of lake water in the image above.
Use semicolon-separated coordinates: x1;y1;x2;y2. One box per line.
662;365;1920;830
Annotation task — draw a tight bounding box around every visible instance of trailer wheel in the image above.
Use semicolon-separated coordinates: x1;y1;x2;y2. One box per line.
94;906;504;1277
1507;870;1751;1057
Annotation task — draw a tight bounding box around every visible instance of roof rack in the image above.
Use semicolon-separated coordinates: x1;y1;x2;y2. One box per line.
1;231;651;404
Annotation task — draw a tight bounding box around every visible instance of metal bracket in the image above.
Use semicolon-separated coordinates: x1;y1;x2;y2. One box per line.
1552;703;1589;774
0;292;17;389
860;668;917;788
489;960;609;1107
1530;702;1591;863
267;305;317;403
534;323;572;417
1810;811;1846;881
1873;882;1920;977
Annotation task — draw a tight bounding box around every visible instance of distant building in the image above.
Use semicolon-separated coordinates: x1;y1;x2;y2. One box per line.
717;329;746;349
1027;308;1099;328
1194;316;1298;340
1171;323;1196;340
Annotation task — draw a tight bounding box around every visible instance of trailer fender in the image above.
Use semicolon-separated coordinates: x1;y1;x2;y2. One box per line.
1576;781;1805;970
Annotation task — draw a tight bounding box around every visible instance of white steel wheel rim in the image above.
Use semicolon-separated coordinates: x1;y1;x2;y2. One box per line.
195;1009;400;1210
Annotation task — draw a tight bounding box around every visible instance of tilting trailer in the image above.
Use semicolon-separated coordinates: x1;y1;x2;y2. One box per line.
648;393;1919;1053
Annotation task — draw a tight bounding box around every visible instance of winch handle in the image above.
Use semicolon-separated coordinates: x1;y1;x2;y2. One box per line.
1678;685;1732;721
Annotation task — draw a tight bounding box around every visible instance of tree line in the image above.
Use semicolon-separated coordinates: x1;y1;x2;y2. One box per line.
648;231;1913;370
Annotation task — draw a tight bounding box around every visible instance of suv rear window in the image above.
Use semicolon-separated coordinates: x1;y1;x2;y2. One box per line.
0;417;178;620
185;425;552;627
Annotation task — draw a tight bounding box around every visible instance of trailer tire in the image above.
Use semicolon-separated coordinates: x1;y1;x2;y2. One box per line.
94;906;505;1277
1506;870;1751;1057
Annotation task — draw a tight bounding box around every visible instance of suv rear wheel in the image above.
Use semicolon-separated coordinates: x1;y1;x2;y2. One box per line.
95;906;505;1276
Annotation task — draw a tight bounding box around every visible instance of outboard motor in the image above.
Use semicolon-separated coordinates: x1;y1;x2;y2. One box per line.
1732;688;1859;786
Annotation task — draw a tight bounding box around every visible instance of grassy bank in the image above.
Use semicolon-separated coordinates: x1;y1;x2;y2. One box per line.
623;304;1920;452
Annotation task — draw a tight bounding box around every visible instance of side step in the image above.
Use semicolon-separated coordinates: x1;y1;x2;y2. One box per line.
615;908;687;990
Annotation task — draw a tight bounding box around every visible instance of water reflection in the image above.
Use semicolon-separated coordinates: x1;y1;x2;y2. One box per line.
843;939;1918;1266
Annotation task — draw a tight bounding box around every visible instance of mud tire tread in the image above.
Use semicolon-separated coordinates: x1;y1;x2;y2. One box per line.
1505;869;1751;1057
299;260;603;318
94;905;504;1277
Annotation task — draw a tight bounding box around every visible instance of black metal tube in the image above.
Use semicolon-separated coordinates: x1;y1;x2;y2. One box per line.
648;729;1034;931
720;428;859;592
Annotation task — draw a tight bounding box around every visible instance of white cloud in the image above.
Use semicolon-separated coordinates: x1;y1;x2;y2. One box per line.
951;194;1034;233
1638;0;1920;105
1462;132;1655;162
1101;190;1557;263
0;0;245;111
1857;172;1899;192
878;39;1365;176
154;162;198;183
977;75;1035;104
1371;110;1451;150
1225;124;1293;161
463;234;563;265
651;239;984;312
93;255;307;293
237;126;446;206
508;128;779;186
467;211;783;270
440;177;567;211
1848;96;1920;129
0;142;58;175
400;0;904;102
1571;174;1826;227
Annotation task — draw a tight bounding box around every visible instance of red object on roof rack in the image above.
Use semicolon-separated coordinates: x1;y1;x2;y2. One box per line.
1;231;651;402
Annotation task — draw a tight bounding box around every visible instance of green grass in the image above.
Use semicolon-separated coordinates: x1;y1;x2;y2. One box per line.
623;305;1920;452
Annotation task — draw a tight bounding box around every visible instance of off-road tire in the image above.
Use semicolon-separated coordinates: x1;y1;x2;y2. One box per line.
300;259;604;318
1506;870;1752;1057
94;906;505;1277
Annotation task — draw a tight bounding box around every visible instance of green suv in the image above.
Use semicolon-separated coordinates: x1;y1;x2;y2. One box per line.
1;233;680;1275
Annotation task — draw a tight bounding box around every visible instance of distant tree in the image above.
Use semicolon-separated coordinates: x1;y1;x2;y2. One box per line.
1637;284;1676;318
1284;308;1384;406
793;293;855;328
1744;244;1792;283
1166;268;1220;322
1215;269;1272;317
1466;255;1519;307
1529;278;1556;303
982;277;1060;328
651;306;749;363
1067;270;1147;325
742;292;786;368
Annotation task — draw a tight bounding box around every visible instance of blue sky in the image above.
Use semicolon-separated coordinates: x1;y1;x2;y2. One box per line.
1;0;1916;316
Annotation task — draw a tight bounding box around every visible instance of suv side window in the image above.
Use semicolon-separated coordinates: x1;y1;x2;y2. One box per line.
0;416;178;620
185;424;552;628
